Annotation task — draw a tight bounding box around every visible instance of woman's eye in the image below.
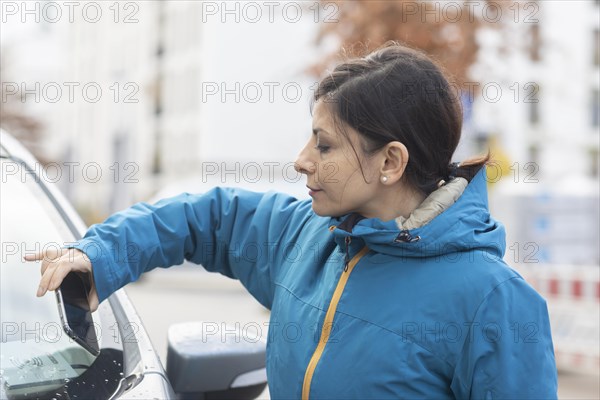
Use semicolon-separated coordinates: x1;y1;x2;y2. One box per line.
315;144;330;153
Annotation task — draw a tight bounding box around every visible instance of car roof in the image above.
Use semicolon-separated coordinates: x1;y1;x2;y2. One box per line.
0;129;37;165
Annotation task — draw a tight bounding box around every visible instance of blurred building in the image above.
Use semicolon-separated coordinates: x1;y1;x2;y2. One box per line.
66;4;145;219
1;2;165;220
472;1;600;266
1;2;210;221
471;0;599;181
2;1;319;221
60;2;199;220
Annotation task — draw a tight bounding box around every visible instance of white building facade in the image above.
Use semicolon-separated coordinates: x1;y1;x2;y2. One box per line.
470;0;600;181
2;1;321;221
472;1;600;266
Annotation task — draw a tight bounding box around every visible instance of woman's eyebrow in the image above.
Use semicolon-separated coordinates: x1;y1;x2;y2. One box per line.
312;127;331;136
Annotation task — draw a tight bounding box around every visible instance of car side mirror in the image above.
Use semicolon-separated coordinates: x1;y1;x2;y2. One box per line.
166;321;267;399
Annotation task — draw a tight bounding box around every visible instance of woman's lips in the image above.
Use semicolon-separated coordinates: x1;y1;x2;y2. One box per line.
307;186;322;197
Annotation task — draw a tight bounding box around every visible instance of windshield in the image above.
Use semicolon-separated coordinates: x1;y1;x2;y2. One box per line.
0;158;123;399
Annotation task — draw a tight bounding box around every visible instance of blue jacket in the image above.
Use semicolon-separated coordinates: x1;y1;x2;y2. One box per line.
73;169;558;399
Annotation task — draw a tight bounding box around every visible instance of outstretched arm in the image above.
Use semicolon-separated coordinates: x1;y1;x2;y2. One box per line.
27;188;312;310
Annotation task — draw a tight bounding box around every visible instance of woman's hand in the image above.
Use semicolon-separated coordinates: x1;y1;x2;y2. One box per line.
24;247;100;312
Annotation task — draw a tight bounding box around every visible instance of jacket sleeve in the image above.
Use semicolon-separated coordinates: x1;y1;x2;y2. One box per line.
70;187;312;308
451;277;558;399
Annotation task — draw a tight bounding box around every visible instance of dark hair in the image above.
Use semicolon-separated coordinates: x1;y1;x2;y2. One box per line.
313;41;488;195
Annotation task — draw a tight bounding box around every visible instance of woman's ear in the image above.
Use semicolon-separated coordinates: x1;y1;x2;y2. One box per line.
379;141;409;184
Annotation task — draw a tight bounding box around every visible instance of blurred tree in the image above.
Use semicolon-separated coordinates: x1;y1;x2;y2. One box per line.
312;0;513;86
0;49;47;163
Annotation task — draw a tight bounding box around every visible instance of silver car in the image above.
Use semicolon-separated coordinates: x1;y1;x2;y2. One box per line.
0;130;267;399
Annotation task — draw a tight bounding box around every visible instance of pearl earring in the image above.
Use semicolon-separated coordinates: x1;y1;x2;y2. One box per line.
381;176;388;183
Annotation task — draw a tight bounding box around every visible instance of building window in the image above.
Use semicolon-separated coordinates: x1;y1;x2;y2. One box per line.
589;147;599;178
594;29;600;67
529;24;541;62
152;132;162;175
528;84;540;125
528;143;540;166
592;89;600;128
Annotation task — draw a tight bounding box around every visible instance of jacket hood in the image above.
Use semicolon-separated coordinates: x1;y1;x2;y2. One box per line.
330;168;506;259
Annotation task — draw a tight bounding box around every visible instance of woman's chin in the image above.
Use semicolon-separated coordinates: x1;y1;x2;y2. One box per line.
311;202;330;217
311;203;346;218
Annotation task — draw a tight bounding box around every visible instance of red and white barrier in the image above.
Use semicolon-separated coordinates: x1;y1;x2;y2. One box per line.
528;273;600;302
517;264;600;373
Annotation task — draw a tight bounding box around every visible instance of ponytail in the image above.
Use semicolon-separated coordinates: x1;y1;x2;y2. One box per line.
452;152;491;182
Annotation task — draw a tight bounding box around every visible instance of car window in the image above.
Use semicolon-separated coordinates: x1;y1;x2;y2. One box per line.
0;159;122;399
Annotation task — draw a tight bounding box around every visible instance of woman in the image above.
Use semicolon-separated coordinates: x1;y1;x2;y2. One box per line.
27;43;558;399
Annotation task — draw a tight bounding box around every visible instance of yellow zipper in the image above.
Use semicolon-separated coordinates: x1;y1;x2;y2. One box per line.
301;245;370;400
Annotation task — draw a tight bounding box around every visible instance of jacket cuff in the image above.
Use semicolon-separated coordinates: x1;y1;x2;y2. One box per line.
67;238;118;304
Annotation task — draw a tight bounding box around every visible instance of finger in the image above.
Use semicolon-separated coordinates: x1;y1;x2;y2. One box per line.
40;248;76;275
89;286;99;312
24;252;43;261
40;254;57;275
24;247;60;262
47;263;74;292
37;262;60;297
26;246;67;263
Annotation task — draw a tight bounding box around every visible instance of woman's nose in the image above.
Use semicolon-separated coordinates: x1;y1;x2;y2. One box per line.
294;143;316;175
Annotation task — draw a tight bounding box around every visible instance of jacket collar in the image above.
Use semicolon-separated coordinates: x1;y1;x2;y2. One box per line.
395;177;468;230
328;168;505;259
